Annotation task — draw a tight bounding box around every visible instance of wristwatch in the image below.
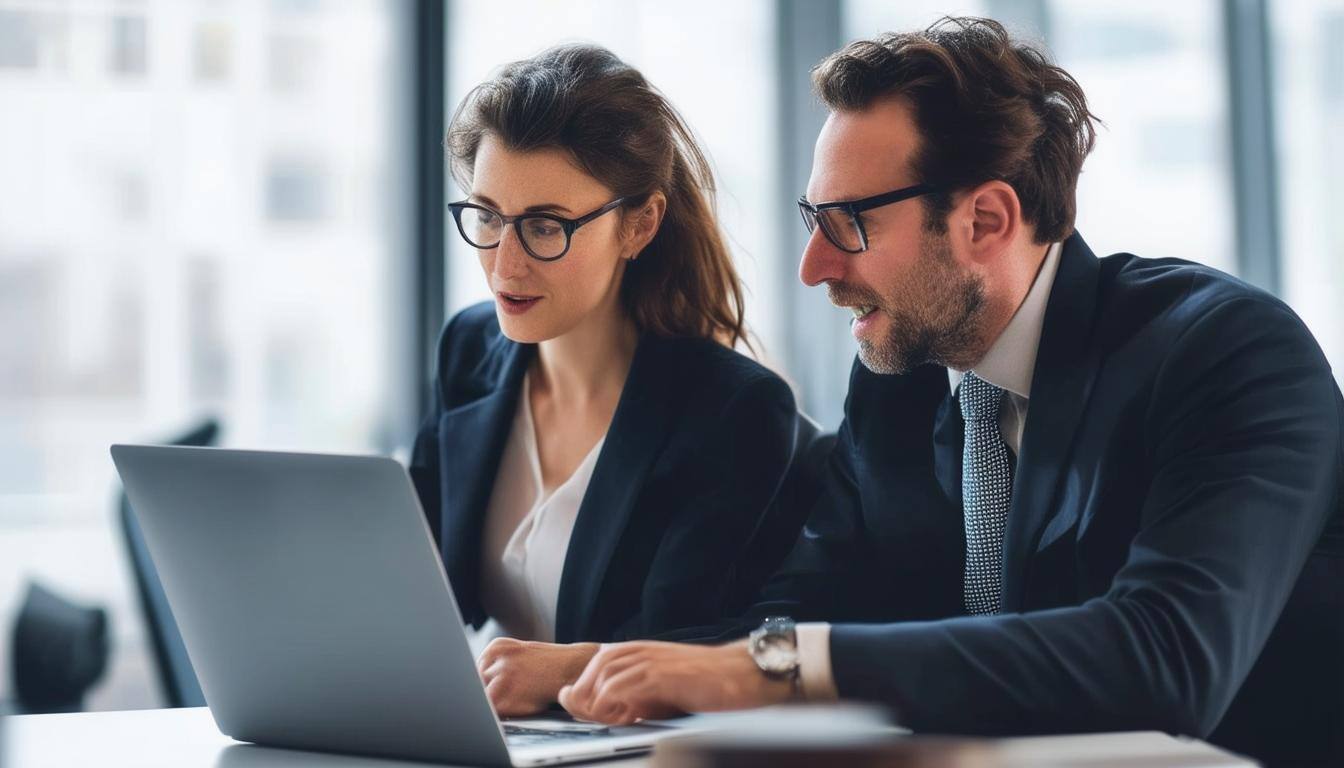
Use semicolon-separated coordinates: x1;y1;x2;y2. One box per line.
748;616;800;684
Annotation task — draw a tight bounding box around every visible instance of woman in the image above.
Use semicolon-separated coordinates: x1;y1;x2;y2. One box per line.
407;44;798;716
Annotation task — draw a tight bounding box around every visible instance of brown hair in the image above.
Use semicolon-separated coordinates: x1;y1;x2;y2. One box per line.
447;44;747;348
812;17;1099;244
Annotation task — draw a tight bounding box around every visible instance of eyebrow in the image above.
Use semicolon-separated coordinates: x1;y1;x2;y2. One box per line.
470;193;573;215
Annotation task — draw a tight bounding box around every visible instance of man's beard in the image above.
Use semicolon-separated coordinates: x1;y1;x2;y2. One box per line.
829;232;986;375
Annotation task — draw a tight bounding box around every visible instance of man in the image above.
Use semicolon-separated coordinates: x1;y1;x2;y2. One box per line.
552;17;1343;767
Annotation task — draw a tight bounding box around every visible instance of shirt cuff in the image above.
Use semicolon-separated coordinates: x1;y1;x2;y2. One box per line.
795;622;838;701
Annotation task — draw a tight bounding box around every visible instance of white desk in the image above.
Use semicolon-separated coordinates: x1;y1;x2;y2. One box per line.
1;707;1255;768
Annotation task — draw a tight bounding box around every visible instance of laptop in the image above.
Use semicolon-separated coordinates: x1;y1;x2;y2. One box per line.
110;444;689;766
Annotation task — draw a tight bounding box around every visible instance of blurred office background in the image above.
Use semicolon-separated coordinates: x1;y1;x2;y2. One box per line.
0;0;1339;711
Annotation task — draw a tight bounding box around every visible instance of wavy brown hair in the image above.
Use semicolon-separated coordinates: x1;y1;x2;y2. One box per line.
813;17;1100;244
447;44;747;348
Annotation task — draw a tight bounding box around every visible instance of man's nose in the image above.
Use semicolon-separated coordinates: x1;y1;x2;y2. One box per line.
799;228;847;287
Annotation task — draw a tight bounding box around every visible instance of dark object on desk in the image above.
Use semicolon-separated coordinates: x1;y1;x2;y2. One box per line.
117;418;217;708
10;582;108;714
653;739;996;768
651;728;1256;768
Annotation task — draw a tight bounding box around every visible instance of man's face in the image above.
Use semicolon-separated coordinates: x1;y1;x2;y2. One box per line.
799;97;985;375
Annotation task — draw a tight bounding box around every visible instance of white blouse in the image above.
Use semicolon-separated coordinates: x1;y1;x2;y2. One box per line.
478;372;605;642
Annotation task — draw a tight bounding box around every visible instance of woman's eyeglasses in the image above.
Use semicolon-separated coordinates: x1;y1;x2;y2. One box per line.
448;197;627;262
798;183;939;253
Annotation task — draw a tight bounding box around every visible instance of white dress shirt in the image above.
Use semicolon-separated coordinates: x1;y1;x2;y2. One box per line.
795;241;1063;701
478;372;605;643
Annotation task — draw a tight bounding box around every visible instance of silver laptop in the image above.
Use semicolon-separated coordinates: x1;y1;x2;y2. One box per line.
110;444;686;766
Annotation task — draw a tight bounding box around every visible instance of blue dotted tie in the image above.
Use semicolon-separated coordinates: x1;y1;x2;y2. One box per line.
959;371;1012;615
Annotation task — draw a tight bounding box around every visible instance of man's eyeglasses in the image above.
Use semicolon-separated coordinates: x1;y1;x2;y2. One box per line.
798;183;939;253
448;197;628;262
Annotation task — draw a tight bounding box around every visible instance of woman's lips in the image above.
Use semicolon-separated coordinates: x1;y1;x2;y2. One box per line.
496;292;542;315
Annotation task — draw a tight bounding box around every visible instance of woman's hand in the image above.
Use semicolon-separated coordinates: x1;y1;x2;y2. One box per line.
477;638;600;717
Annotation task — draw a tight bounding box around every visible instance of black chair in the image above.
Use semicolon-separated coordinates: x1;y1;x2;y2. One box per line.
117;419;218;708
10;581;108;713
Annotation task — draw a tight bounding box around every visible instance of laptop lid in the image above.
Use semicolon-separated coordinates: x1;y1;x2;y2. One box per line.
110;444;514;766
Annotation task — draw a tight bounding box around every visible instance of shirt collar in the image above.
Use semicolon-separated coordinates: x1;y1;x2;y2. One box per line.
948;240;1063;400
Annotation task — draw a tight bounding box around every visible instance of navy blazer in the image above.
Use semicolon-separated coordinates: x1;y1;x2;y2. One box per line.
408;302;799;644
748;233;1343;766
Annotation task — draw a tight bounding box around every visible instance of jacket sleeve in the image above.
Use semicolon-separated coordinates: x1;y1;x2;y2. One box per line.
609;373;799;641
829;296;1341;738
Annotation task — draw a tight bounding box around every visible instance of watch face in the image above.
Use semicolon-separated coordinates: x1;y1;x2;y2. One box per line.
755;633;798;674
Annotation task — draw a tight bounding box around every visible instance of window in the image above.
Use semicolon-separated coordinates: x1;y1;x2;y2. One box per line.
0;0;411;709
1272;0;1344;375
1049;1;1235;272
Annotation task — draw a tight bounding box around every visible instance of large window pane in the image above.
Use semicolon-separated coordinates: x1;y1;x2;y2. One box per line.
0;0;410;709
1050;1;1235;272
1273;0;1344;375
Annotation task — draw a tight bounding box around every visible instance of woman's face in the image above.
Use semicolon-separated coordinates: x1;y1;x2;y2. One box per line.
467;134;630;344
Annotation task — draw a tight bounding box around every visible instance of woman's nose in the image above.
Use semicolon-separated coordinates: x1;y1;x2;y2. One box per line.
491;226;532;280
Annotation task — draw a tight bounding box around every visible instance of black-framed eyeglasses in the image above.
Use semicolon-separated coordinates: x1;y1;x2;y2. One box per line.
447;197;628;262
798;183;939;254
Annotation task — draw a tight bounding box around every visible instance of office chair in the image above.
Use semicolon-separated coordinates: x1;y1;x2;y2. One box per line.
117;418;218;708
10;582;108;713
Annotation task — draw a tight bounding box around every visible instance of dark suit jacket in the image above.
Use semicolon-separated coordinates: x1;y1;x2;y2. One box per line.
407;302;799;644
751;232;1344;766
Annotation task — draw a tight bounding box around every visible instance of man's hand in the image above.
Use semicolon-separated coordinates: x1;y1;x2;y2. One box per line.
557;640;796;725
477;638;599;717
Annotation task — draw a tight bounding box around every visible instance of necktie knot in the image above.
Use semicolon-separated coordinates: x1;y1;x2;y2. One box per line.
959;371;1004;422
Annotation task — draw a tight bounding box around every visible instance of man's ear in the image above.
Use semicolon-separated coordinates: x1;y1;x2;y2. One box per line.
955;180;1021;265
622;191;667;260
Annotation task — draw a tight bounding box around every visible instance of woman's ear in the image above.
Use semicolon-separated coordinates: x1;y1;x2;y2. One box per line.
622;191;667;260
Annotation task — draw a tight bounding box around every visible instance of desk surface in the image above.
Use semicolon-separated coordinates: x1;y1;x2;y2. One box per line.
1;706;1255;768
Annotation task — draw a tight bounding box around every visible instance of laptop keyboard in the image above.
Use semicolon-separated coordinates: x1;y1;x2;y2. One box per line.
503;724;614;746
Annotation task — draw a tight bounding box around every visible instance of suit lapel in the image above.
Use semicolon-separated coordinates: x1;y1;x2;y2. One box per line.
553;336;680;643
932;387;964;509
1002;232;1103;611
436;338;531;623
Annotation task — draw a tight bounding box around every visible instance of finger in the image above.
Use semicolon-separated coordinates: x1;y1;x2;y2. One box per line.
485;677;506;709
589;653;643;699
565;648;613;711
557;684;590;721
598;700;637;726
478;659;504;685
570;644;643;710
477;648;500;673
581;688;632;725
593;665;654;715
598;664;692;722
559;680;618;724
579;665;648;725
487;677;524;716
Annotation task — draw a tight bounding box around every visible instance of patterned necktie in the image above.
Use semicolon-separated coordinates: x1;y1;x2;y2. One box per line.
959;371;1012;615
